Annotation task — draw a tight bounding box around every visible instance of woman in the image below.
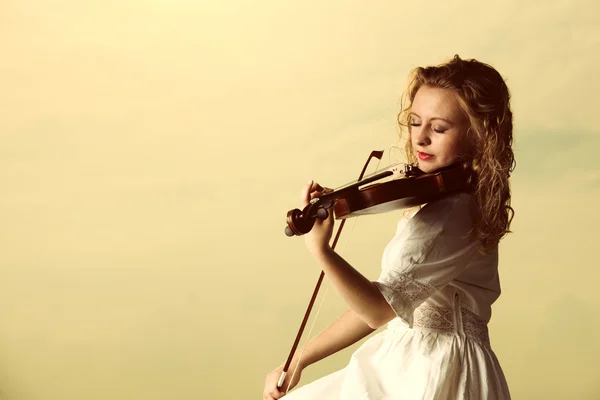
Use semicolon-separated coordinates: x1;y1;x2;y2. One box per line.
264;55;514;400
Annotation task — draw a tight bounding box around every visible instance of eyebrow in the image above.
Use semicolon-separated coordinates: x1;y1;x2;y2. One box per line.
409;112;453;124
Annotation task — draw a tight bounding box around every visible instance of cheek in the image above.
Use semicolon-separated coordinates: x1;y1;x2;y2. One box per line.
441;137;463;159
451;140;464;155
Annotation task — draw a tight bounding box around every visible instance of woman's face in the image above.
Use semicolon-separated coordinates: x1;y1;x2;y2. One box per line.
409;85;470;173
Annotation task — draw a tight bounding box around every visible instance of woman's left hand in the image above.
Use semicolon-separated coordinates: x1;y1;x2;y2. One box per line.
301;180;334;255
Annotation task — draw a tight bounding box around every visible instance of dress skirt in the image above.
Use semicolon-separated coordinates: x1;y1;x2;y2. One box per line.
283;304;511;400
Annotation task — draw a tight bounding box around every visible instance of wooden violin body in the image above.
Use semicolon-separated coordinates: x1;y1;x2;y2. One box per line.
285;162;473;237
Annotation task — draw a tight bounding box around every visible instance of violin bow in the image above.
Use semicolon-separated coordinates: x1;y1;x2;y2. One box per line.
277;150;385;390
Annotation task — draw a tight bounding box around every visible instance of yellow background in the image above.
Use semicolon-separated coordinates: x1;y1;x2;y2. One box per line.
1;1;599;399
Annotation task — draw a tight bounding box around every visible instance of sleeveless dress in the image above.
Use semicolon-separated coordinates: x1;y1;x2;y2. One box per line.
284;192;511;399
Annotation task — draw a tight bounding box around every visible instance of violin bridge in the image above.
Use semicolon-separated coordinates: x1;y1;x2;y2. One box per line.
404;163;421;177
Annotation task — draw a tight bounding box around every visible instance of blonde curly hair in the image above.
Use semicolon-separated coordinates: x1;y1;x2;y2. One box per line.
398;55;516;254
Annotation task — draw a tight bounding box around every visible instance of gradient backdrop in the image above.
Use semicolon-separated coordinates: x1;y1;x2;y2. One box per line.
1;1;599;399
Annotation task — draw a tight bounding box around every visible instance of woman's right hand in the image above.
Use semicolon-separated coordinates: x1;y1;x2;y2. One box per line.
263;362;303;399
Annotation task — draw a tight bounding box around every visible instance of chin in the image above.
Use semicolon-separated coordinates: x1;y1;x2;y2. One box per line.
417;162;437;174
417;160;453;174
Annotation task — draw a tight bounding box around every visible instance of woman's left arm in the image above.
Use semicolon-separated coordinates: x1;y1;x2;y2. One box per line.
301;180;396;329
310;246;397;329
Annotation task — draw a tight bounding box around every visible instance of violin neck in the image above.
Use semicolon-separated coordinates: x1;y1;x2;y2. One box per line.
319;163;417;203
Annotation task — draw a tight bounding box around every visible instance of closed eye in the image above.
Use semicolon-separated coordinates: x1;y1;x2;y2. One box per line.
411;122;447;134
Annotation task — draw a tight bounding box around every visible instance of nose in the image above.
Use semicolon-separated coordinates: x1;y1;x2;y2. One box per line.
412;125;431;146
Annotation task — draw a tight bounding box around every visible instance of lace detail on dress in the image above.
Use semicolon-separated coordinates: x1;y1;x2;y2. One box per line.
413;303;490;346
381;273;436;311
414;304;454;331
462;307;490;344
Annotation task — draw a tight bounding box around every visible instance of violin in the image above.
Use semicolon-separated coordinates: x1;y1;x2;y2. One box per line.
277;150;473;390
284;153;473;237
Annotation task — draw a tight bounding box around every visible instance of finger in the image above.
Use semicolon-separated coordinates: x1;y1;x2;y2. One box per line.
308;182;326;198
304;180;324;193
309;190;324;200
302;180;324;204
263;390;278;400
301;180;313;204
269;388;283;399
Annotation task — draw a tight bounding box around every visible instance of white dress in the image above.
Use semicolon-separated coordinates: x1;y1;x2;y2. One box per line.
284;192;511;399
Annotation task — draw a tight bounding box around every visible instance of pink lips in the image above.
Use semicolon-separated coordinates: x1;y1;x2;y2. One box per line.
417;151;433;160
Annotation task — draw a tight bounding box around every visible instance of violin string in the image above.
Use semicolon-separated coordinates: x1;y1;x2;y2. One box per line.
285;156;383;394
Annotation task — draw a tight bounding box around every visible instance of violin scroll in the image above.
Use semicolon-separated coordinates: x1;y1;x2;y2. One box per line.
284;198;333;237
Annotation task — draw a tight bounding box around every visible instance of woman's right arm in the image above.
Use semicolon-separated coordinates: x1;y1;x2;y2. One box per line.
263;309;376;399
294;308;376;368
